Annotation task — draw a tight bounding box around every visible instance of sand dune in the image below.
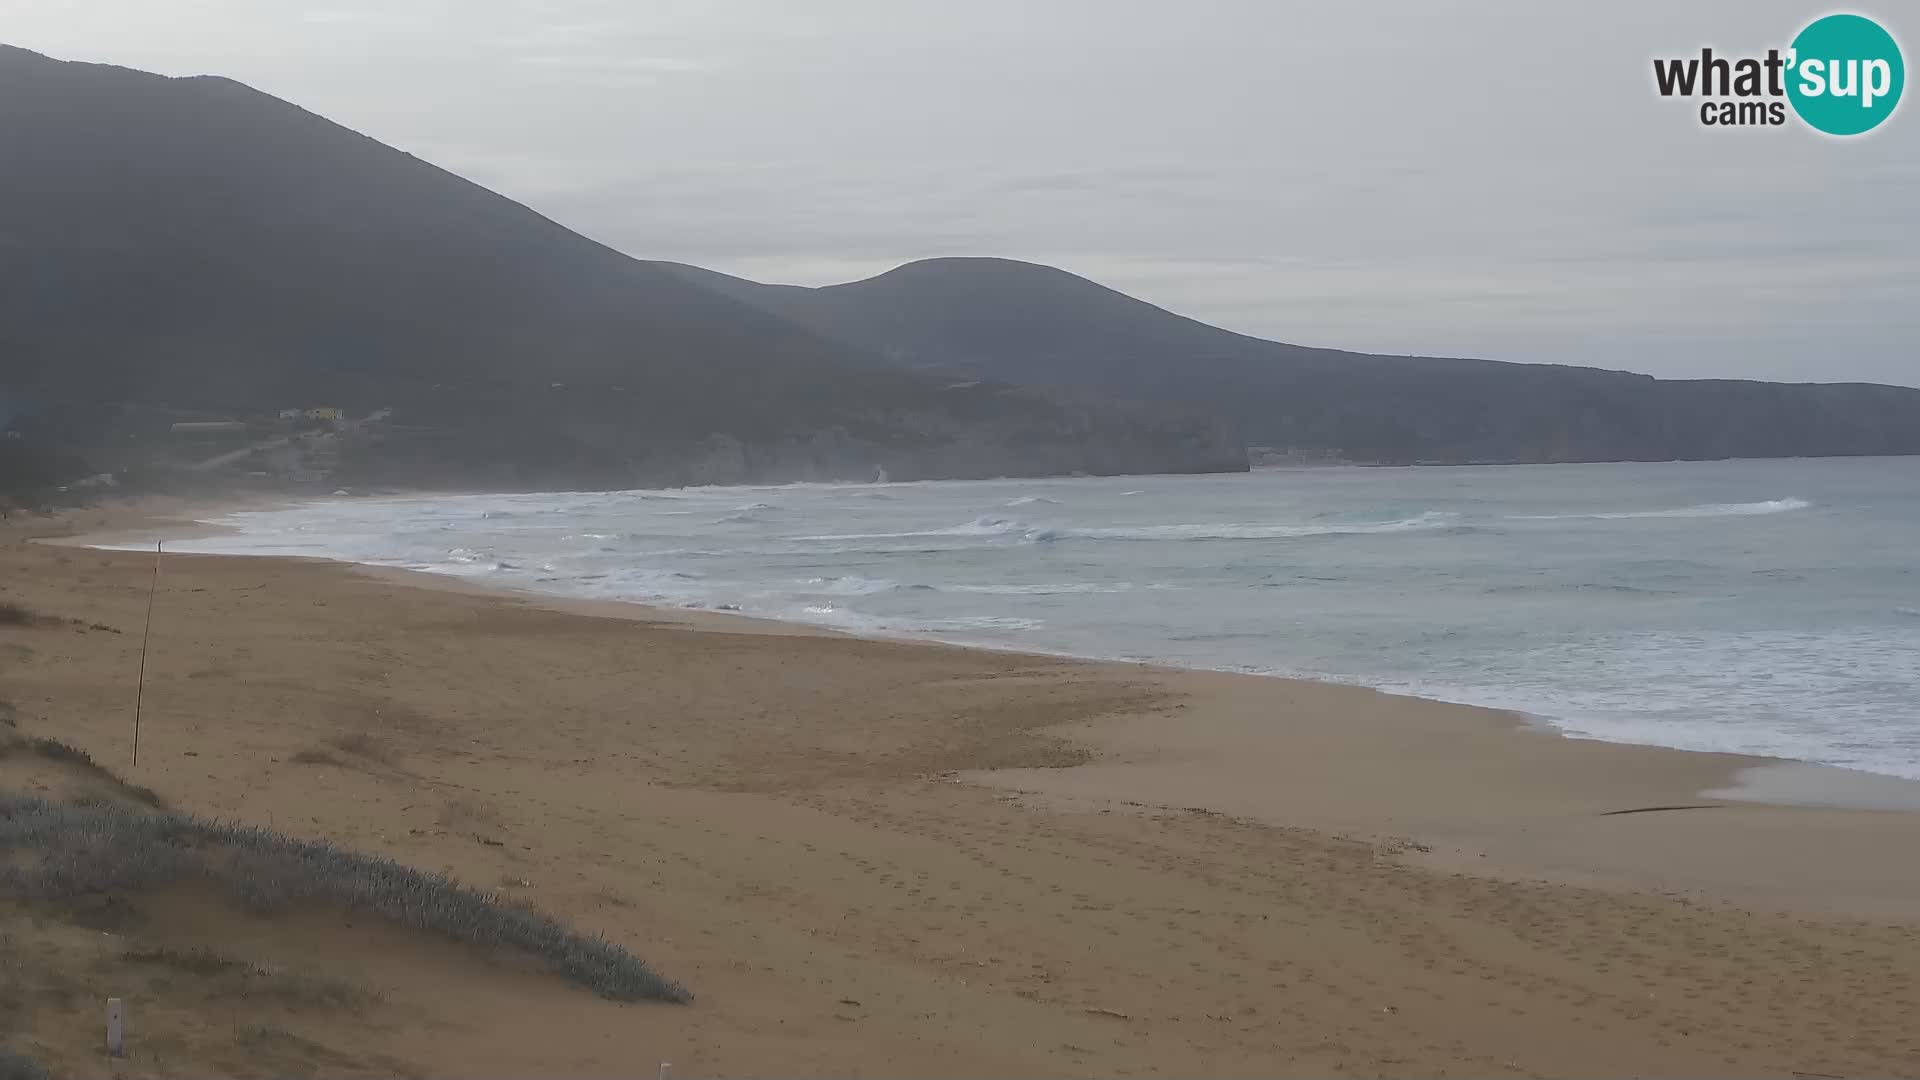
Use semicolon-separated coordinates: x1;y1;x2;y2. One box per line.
2;500;1917;1078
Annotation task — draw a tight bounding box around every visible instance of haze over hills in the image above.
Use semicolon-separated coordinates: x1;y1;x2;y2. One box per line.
0;45;1241;490
667;258;1920;465
3;41;1916;501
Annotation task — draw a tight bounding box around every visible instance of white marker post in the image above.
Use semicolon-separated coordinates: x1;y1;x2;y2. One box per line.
106;997;125;1057
658;1065;671;1080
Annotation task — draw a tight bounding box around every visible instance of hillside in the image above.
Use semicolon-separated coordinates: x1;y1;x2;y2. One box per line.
665;258;1920;464
0;47;1243;490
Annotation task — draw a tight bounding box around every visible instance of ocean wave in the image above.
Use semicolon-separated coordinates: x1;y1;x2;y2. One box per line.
1004;495;1061;506
790;603;1045;637
947;581;1153;595
1483;581;1677;596
1510;497;1809;521
914;615;1046;633
798;575;1149;596
805;511;1462;545
801;575;931;595
799;516;1035;542
1044;510;1463;542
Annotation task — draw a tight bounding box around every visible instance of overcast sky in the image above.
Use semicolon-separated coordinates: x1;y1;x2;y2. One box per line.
5;1;1916;384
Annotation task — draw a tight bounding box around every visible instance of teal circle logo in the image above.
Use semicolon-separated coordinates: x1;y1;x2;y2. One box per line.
1786;14;1905;135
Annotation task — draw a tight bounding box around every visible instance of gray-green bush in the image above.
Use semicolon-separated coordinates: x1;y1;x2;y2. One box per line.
0;1050;48;1080
0;795;688;1003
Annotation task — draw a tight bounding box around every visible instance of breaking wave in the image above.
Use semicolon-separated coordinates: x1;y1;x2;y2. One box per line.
1043;510;1463;542
799;575;1150;596
805;511;1462;545
1510;498;1809;521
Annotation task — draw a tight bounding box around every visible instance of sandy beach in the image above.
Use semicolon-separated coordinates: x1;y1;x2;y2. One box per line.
3;498;1918;1078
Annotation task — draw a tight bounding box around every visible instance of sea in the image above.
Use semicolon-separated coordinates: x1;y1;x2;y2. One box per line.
144;457;1920;780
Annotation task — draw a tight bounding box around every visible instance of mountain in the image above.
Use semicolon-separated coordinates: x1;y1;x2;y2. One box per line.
665;257;1920;464
0;46;1243;490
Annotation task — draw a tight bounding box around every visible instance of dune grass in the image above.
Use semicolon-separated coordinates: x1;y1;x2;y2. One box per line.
124;945;253;976
122;946;383;1010
0;737;162;808
0;1050;48;1080
0;794;688;1003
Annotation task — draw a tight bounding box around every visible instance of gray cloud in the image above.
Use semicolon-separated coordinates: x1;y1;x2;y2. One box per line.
3;0;1914;384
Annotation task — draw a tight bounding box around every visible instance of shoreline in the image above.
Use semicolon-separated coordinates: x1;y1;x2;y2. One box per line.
10;496;1920;1076
35;497;1920;921
53;496;1920;818
432;566;1920;819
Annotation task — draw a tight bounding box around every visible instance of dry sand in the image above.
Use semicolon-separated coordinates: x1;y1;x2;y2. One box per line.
2;497;1918;1078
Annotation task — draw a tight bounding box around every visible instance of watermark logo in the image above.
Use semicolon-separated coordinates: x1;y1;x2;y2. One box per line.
1653;12;1904;135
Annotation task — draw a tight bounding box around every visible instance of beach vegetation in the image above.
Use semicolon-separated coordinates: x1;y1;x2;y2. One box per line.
0;794;689;1003
122;947;383;1009
0;737;162;807
0;1050;49;1080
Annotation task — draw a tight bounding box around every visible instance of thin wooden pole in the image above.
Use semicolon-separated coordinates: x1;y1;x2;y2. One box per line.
132;540;161;769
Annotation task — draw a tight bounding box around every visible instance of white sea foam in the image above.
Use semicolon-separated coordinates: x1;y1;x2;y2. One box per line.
1509;497;1810;521
798;516;1034;542
803;511;1460;545
1050;510;1462;541
802;575;919;595
947;581;1153;595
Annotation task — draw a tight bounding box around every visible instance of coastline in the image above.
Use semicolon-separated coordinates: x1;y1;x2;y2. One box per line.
58;495;1920;805
40;497;1920;915
8;495;1920;1076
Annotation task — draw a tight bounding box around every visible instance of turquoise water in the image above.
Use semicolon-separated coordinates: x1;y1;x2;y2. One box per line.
160;457;1920;778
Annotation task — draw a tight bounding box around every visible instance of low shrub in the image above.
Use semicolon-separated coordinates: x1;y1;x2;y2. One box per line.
123;947;380;1009
0;795;688;1003
0;1050;48;1080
